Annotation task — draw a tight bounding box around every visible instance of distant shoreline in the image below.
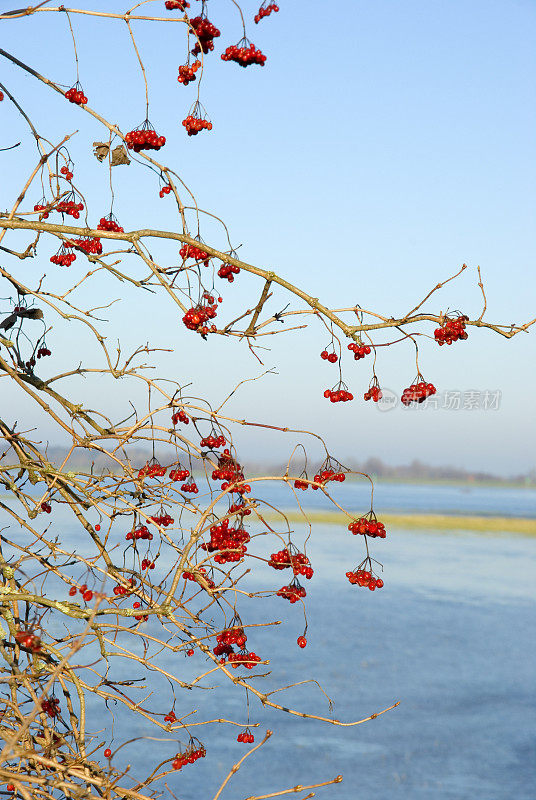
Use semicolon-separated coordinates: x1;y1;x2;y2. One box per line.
263;510;536;535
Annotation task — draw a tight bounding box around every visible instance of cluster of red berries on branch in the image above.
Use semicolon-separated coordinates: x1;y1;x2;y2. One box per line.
37;346;52;359
141;558;156;570
182;109;213;136
50;244;76;267
169;466;190;481
55;198;84;217
149;513;174;527
133;601;149;622
138;461;166;479
221;39;267;67
434;315;469;345
201;519;250;563
97;214;124;233
41;502;51;513
346;568;384;590
181;476;199;494
14;630;42;653
67;237;103;255
348;513;387;539
294;478;309;490
41;698;61;719
312;459;346;488
227;650;261;669
218;262;240;282
277;578;306;604
255;1;279;23
65;84;88;105
171;743;207;769
401;379;436;406
364;380;383;403
159;183;172;198
213;623;247;657
183;567;215;589
189;16;220;55
212;450;250;493
237;728;255;743
324;383;354;403
229;496;251;517
164;710;177;723
182;300;218;333
200;430;226;449
68;583;94;601
112;578;136;596
179;241;210;265
269;547;313;579
125;525;153;541
33;201;50;219
172;408;189;425
125;122;166;152
348;341;371;361
320;347;338;363
165;0;189;10
178;60;201;85
60;164;74;181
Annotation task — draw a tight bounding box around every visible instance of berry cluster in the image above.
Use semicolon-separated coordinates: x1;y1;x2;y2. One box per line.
69;237;103;255
213;623;247;657
212;450;249;493
364;383;382;402
60;164;74;181
277;578;306;603
348;514;387;539
294;478;309;490
312;461;346;487
179;242;210;265
50;244;76;267
200;431;226;449
68;583;94;601
346;569;384;590
138;461;166;479
172;408;189;425
320;349;338;363
125;122;166;152
133;601;149;622
169;466;190;481
228;650;261;669
201;519;250;563
218;262;240;282
190;16;220;55
65;85;88;105
172;744;206;770
165;0;189;9
149;513;174;527
97;214;124;233
181;477;199;494
164;710;177;723
159;183;172;198
269;548;313;579
182;113;213;136
141;558;156;570
182;301;218;332
434;315;469;345
229;497;251;517
348;342;371;361
183;567;215;589
112;578;136;596
221;40;267;67
33;201;50;219
41;502;51;513
324;384;353;403
178;60;201;85
255;2;279;23
14;630;41;652
37;346;52;359
401;380;436;405
237;728;255;743
125;525;153;541
41;698;61;718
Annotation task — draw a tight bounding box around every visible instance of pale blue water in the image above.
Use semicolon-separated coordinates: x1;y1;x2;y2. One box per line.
8;484;535;799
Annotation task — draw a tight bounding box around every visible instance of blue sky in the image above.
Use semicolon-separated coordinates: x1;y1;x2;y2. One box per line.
1;0;535;474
